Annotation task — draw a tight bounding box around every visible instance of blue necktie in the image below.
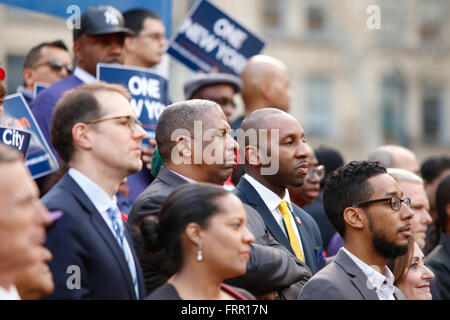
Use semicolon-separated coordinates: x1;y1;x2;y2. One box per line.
106;204;139;299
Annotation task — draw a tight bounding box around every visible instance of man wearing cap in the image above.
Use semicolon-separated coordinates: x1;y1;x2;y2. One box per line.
184;73;242;124
31;6;132;152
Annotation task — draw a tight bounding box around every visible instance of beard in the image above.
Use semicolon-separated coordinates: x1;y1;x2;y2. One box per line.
367;213;409;259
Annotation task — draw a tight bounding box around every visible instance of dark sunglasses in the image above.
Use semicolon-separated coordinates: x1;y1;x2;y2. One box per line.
34;59;73;74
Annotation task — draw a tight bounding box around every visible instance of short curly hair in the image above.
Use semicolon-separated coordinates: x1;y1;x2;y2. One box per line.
323;160;387;238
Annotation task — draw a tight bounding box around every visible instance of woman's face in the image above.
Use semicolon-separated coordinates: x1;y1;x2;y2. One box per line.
397;242;434;300
200;194;255;279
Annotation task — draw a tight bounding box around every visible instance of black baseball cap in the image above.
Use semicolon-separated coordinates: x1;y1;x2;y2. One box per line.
73;6;133;42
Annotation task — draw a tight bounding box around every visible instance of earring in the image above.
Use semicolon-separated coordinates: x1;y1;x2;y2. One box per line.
196;243;203;262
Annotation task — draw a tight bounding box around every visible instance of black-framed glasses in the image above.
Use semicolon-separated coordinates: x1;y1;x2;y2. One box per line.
306;164;325;180
352;196;411;211
85;115;143;132
34;59;73;74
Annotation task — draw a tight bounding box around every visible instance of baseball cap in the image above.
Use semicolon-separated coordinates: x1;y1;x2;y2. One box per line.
73;6;133;41
184;73;242;100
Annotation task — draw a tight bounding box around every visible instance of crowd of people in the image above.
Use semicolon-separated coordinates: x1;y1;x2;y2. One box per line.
0;5;449;301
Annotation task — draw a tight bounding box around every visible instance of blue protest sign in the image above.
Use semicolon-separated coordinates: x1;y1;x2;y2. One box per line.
1;93;59;179
33;82;49;98
0;126;32;158
167;0;266;75
96;63;169;146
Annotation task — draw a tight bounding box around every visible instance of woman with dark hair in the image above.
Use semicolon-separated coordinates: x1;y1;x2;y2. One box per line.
141;183;256;300
387;235;435;300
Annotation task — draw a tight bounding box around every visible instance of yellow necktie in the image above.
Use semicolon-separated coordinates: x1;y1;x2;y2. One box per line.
278;201;305;263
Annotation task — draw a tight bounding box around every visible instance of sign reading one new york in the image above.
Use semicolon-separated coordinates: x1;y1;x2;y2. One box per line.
167;0;266;75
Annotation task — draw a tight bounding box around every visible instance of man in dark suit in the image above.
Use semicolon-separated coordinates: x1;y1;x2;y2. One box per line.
129;100;311;299
426;174;450;300
299;161;413;300
234;108;325;275
42;82;146;299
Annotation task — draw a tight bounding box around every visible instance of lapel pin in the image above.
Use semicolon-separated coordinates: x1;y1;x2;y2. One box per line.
295;216;302;226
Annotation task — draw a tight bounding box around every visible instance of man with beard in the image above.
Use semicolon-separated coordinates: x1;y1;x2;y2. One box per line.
299;161;412;300
234;108;325;274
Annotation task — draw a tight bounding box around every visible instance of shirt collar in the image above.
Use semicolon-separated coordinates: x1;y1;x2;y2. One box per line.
342;247;395;290
168;169;197;184
73;66;97;84
243;173;293;211
68;168;115;213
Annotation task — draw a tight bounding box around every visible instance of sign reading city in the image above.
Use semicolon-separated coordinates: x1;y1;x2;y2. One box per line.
0;126;31;158
1;94;59;178
97;63;169;146
167;0;266;75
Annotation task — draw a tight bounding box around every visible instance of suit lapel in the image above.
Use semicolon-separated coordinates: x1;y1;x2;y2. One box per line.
59;173;137;299
157;166;191;188
236;179;294;254
334;249;380;300
291;206;314;267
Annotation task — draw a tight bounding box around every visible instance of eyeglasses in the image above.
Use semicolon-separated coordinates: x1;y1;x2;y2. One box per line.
352;196;411;211
136;32;167;42
306;164;325;180
34;59;73;74
85;115;144;132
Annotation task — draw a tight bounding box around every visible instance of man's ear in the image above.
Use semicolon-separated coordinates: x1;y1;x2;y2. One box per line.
175;135;192;158
245;145;262;167
259;78;274;102
343;207;365;230
124;36;135;53
72;122;93;151
23;68;34;90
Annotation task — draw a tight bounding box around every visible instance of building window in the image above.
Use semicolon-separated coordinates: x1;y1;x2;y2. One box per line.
305;76;333;137
422;85;442;142
262;0;287;35
418;0;447;44
307;6;324;31
381;70;407;145
6;54;25;95
303;1;329;43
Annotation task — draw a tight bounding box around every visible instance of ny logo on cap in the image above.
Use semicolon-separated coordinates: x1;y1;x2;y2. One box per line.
104;9;119;25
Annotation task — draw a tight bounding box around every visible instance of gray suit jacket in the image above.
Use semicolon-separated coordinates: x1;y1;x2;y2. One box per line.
298;249;406;300
128;166;311;297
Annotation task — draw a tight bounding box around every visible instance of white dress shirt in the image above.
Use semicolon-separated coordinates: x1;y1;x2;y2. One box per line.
73;66;97;84
243;174;305;254
0;285;21;300
342;247;396;300
67;168;137;281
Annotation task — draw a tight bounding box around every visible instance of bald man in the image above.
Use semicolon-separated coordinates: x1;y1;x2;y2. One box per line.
367;145;420;175
231;55;291;130
234;108;325;274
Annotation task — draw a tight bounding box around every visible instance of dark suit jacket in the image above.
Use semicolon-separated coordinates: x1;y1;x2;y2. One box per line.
128;166;311;297
42;173;146;299
234;177;326;274
426;233;450;300
298;249;406;300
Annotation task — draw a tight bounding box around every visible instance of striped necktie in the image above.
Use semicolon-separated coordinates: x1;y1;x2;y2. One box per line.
278;201;305;263
106;204;139;299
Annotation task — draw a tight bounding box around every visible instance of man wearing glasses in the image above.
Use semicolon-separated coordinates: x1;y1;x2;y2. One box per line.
123;9;168;69
288;144;324;209
41;82;146;299
299;160;412;300
18;40;72;105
